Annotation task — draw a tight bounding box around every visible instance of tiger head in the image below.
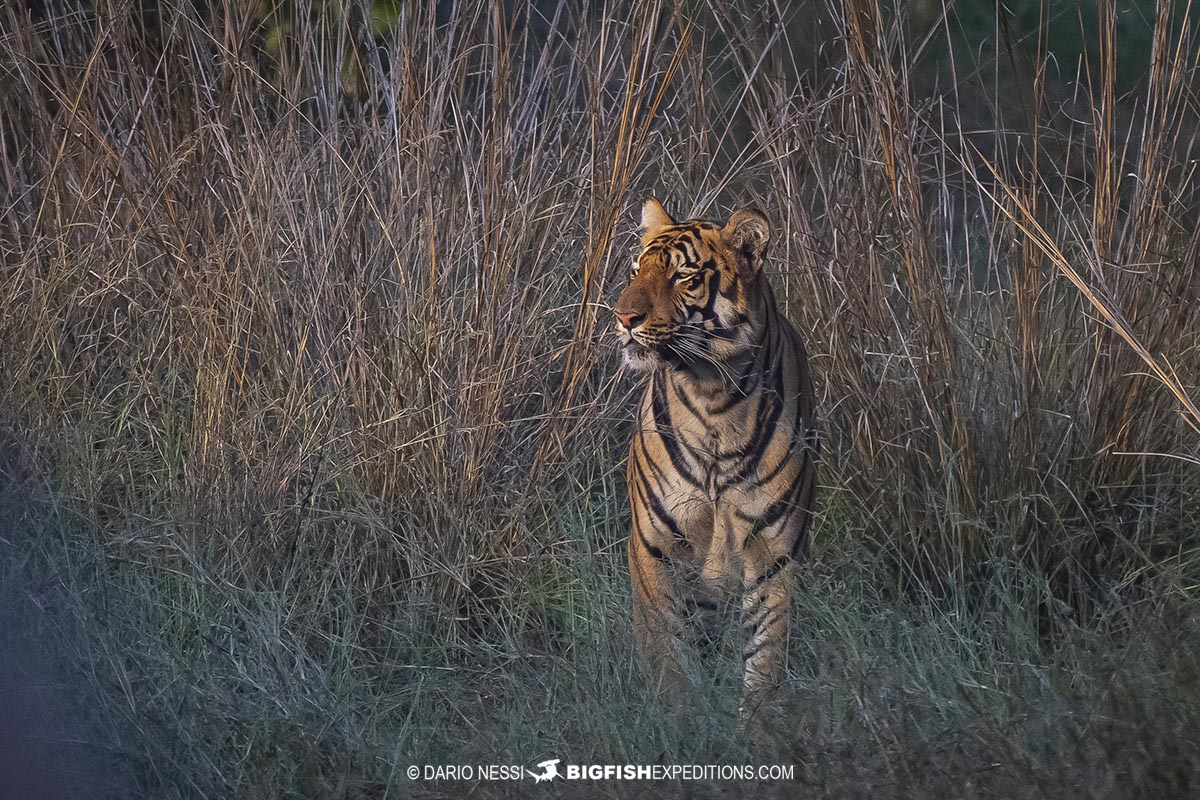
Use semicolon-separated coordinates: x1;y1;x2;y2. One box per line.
613;198;771;375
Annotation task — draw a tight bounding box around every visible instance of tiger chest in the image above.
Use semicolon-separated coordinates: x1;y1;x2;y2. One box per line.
656;387;789;500
692;392;785;491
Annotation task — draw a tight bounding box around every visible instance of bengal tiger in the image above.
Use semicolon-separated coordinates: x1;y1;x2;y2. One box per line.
614;198;818;722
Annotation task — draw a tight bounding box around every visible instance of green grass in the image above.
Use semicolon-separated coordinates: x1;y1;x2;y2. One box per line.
5;455;1200;798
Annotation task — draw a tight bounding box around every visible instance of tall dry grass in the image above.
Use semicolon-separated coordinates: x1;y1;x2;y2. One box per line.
2;0;1198;630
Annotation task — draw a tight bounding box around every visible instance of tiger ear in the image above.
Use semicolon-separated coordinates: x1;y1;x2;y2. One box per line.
640;198;675;246
722;208;770;273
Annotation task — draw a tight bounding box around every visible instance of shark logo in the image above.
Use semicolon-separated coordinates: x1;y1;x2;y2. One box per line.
527;759;561;782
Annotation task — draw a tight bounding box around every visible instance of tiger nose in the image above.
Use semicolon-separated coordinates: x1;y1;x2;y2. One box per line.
615;311;644;330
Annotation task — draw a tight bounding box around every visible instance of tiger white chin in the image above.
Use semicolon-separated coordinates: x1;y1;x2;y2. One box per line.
621;341;661;373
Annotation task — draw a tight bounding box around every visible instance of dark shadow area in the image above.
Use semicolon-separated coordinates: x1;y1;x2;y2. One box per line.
0;435;122;800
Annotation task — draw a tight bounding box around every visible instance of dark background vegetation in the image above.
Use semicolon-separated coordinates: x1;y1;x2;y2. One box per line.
2;0;1200;797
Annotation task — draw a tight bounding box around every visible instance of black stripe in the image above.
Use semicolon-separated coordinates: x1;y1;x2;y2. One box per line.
685;597;719;612
716;336;780;460
728;389;785;482
669;377;705;421
632;433;669;497
710;357;761;413
630;458;689;544
709;306;773;415
720;311;777;407
719;267;742;299
638;430;684;499
753;430;810;491
753;553;793;588
750;369;816;487
632;515;670;563
650;372;703;488
715;391;774;462
745;609;779;639
740;456;811;531
718;348;787;483
790;529;811;563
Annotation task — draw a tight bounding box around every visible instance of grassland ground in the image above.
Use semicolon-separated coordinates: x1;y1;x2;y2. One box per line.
4;435;1200;799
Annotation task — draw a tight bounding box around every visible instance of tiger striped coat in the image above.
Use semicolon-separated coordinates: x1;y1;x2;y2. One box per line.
613;198;818;721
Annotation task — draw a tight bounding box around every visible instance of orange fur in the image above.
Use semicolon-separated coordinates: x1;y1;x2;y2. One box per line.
614;199;818;721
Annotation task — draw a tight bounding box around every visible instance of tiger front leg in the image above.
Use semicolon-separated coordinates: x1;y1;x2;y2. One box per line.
738;548;794;726
628;529;688;699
